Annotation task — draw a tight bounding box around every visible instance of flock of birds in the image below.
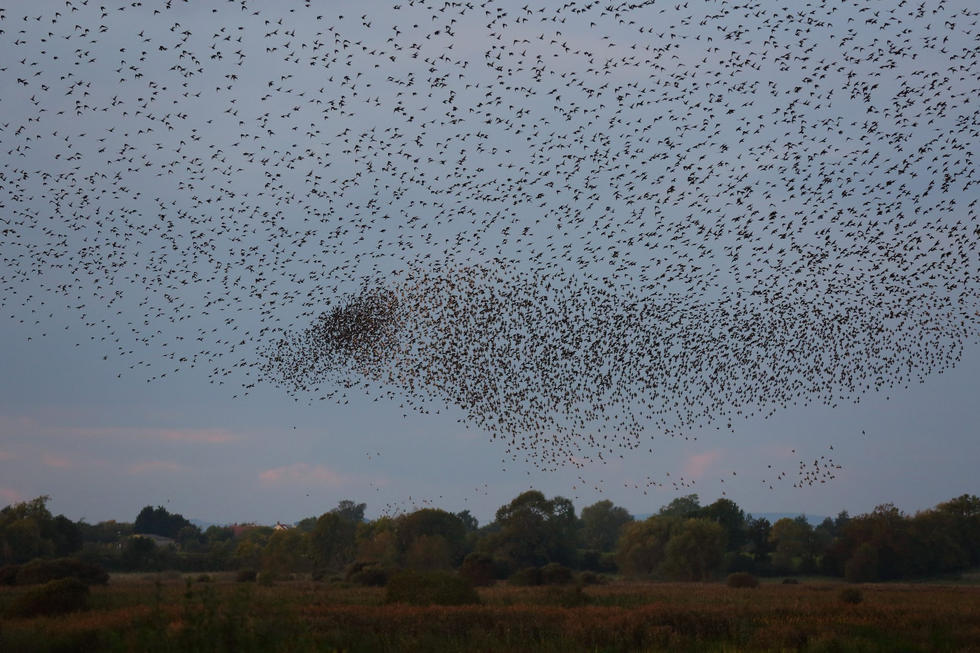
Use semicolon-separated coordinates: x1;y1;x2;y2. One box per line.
1;0;978;491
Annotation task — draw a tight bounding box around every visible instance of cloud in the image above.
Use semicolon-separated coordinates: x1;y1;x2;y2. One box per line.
69;426;238;444
0;449;14;462
0;488;23;505
127;460;185;475
42;453;73;469
682;449;723;479
259;463;352;487
0;415;239;444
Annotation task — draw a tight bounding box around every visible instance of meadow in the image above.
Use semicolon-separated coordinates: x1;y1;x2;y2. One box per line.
2;573;979;652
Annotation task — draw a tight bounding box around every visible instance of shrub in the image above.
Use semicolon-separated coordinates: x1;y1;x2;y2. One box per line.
235;569;257;583
540;562;574;585
196;574;212;583
577;571;603;585
384;570;479;606
782;578;800;585
459;553;495;586
6;578;90;618
556;584;591;607
839;587;863;604
346;562;390;587
508;567;543;586
256;571;277;585
726;572;759;588
13;557;109;586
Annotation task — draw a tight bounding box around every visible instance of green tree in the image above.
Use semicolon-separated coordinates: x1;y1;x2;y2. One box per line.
659;494;701;518
580;499;633;552
396;509;467;568
262;528;309;574
133;506;192;539
662;518;727;581
699;498;745;551
479;490;578;571
310;512;357;572
768;516;814;574
616;515;679;577
333;500;367;523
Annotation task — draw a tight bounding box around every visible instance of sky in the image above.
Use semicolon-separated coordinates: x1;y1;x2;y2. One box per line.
1;0;978;527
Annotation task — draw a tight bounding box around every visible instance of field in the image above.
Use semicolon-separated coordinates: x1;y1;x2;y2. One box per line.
2;574;980;652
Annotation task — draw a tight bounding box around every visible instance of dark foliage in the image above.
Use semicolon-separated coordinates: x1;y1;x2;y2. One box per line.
6;577;90;618
384;570;479;606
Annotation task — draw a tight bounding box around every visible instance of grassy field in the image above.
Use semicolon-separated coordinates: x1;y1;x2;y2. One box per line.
2;573;980;652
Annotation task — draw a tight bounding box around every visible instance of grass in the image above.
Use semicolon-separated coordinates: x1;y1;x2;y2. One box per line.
1;573;979;651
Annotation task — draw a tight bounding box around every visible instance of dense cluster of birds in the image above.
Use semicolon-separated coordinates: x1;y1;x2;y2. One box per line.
2;0;978;482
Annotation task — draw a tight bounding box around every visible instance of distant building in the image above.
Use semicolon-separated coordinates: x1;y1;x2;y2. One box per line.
273;522;290;531
130;533;177;547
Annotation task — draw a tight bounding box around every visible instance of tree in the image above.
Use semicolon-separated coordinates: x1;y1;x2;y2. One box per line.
332;500;367;523
310;512;357;572
479;490;578;571
133;506;192;539
768;517;814;574
580;500;633;552
662;518;727;581
616;515;679;577
396;509;467;568
262;528;309;574
658;494;701;518
698;498;745;551
0;496;81;564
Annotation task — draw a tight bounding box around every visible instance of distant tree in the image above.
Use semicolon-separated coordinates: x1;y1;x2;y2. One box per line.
455;510;479;532
121;536;158;571
262;528;309;574
616;515;679;577
768;517;815;574
742;516;772;563
396;509;467;568
355;516;399;567
662;518;727;581
133;506;192;539
580;500;633;552
658;494;701;518
698;498;745;551
0;496;81;564
479;490;578;571
332;500;366;523
933;494;980;566
310;512;357;572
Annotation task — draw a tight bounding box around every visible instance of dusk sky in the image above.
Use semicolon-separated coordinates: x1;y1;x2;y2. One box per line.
1;0;977;528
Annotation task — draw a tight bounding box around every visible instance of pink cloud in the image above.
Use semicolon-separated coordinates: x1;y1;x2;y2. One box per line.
0;450;14;462
682;449;723;479
42;453;73;469
127;460;185;475
259;463;351;487
0;488;23;505
67;426;238;444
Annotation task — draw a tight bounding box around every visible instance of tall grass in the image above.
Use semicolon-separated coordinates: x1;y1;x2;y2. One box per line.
1;575;979;651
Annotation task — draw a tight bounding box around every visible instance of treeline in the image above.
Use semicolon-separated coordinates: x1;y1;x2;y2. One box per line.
1;492;978;584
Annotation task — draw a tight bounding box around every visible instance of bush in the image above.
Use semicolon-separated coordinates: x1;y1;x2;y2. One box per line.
256;571;277;585
726;572;759;588
6;578;90;618
384;570;479;606
196;574;212;583
782;578;800;585
459;553;495;586
508;567;543;586
577;571;604;585
540;562;574;585
235;569;257;583
346;562;390;587
839;587;863;604
13;557;109;586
